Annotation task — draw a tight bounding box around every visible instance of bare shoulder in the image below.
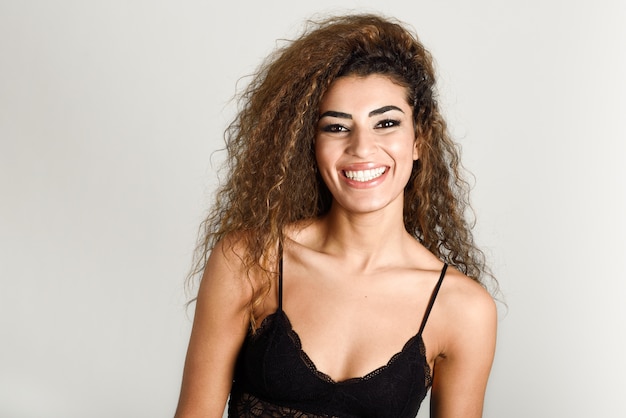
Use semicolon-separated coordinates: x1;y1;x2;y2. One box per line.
284;219;320;246
425;267;497;416
196;234;258;316
440;268;495;311
436;266;497;353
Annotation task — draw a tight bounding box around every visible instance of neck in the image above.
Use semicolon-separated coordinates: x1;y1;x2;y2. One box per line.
318;201;410;270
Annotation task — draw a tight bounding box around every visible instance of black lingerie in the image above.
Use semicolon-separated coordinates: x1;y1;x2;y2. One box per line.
228;261;448;417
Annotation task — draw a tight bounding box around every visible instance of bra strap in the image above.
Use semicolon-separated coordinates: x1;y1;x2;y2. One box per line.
418;263;448;335
278;253;284;312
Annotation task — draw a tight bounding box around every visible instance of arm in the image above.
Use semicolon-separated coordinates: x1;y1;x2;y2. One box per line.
174;239;253;418
430;281;497;418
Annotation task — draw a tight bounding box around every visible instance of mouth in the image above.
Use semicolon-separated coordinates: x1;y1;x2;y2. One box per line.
343;167;387;182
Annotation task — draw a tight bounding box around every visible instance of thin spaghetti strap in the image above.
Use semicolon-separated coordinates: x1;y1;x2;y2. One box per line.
278;253;284;312
418;263;448;335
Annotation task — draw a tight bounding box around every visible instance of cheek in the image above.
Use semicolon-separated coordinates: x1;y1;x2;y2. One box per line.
314;140;338;169
314;142;342;190
390;136;416;159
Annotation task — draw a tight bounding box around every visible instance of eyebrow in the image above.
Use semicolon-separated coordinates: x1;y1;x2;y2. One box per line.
319;105;404;120
369;105;404;116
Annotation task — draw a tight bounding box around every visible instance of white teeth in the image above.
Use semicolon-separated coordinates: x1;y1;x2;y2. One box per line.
343;167;386;182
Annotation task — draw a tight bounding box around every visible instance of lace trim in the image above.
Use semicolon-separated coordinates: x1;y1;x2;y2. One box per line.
250;309;433;388
278;310;432;386
230;392;338;418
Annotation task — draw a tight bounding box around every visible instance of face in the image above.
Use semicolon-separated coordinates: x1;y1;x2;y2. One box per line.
315;74;419;215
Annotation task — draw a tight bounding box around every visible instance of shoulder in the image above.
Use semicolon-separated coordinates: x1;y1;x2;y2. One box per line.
197;233;269;315
426;267;497;416
440;267;495;313
284;219;319;244
202;234;250;285
436;266;497;355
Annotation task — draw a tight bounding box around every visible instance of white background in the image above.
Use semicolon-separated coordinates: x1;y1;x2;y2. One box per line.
1;1;625;417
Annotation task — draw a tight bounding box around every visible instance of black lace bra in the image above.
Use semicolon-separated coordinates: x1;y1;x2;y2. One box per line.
228;261;448;418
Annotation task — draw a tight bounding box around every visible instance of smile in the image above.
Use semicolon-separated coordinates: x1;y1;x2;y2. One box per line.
343;167;386;182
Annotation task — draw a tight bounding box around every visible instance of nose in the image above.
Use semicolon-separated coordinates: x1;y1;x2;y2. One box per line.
346;128;377;158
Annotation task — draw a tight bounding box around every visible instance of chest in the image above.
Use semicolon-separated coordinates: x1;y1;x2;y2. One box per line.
232;311;432;417
279;267;438;381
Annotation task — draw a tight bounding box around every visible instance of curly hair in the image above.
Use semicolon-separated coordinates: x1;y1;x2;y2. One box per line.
190;14;495;328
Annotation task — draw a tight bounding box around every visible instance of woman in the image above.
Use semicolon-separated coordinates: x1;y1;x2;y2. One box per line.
175;14;497;418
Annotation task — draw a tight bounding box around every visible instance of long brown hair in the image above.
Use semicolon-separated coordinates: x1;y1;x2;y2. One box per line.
190;14;495;328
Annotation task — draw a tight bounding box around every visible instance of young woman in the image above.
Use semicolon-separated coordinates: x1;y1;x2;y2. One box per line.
175;14;497;418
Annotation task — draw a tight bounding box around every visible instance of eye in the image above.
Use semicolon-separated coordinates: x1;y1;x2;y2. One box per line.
321;124;349;133
375;119;400;129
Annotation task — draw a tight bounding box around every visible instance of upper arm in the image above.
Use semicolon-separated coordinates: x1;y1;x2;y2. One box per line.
175;239;253;418
430;281;497;418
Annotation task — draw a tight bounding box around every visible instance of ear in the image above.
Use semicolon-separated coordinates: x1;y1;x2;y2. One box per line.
412;138;419;161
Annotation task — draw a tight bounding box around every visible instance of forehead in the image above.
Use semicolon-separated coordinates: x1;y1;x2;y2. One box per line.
320;74;410;111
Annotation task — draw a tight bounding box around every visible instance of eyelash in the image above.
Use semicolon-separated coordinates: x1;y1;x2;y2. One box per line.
376;119;400;129
320;119;400;133
321;124;348;133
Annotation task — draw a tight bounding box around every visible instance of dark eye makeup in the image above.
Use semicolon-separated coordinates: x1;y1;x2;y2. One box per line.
320;124;349;133
375;119;400;129
320;119;401;133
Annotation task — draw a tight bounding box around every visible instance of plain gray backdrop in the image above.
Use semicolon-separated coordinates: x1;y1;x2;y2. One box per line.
1;1;625;417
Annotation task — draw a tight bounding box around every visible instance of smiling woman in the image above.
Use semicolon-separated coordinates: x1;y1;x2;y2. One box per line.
315;75;418;212
175;13;497;418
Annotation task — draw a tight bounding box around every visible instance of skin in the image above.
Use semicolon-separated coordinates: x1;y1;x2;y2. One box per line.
175;75;497;418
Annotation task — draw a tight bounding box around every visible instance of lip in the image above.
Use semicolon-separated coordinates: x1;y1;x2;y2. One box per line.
340;163;389;188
